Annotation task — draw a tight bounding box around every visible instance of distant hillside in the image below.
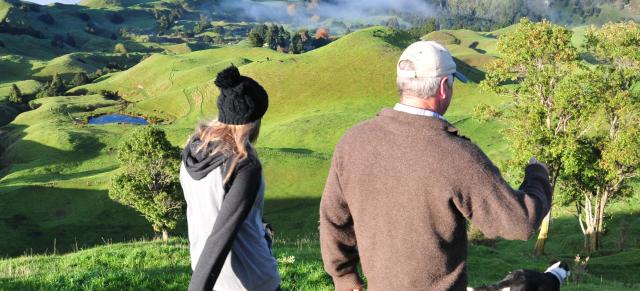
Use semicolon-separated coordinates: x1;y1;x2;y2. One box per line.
0;26;508;257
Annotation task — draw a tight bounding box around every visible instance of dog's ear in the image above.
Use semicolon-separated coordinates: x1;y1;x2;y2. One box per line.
559;261;570;271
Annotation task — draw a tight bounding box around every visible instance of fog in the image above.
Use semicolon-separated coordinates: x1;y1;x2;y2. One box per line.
216;0;438;26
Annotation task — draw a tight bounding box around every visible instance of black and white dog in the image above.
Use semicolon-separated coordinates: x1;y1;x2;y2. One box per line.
468;261;570;291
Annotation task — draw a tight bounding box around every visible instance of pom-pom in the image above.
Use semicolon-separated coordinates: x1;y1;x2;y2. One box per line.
215;65;242;89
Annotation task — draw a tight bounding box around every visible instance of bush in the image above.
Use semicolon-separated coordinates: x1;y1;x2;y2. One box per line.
114;43;127;54
100;90;121;100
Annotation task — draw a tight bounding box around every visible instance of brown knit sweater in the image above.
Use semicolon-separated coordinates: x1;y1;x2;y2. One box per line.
319;109;552;291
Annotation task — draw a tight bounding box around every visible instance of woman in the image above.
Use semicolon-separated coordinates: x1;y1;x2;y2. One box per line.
180;65;280;291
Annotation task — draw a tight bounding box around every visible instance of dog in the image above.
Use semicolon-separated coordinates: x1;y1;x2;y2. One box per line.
467;261;570;291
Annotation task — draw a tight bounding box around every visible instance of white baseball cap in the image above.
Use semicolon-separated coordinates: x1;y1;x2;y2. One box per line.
397;41;468;83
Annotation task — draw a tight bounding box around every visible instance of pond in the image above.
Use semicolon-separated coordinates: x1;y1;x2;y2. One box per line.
88;114;149;125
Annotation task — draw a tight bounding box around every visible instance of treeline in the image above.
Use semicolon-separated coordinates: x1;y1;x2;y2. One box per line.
436;0;632;31
385;0;634;32
247;24;332;54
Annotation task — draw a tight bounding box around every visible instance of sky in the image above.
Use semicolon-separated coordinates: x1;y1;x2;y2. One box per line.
24;0;80;5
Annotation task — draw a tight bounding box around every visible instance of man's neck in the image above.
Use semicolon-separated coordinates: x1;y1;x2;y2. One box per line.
400;96;443;115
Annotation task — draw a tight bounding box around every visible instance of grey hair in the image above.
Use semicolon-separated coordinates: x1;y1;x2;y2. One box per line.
396;60;454;99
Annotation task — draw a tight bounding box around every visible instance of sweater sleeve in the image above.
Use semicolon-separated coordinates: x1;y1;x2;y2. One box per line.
452;142;552;240
319;151;365;290
188;161;262;291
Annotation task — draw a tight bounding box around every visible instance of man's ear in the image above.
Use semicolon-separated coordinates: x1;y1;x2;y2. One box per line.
438;76;449;99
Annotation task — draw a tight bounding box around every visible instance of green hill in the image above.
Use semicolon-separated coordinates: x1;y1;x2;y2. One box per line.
0;26;507;257
1;25;639;289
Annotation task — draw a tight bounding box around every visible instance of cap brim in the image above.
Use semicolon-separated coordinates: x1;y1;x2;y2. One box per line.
454;71;468;83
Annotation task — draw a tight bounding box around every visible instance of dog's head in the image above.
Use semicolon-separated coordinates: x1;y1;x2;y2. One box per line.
545;260;570;283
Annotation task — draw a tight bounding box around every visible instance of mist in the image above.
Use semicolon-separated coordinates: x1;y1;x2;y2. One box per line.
215;0;439;28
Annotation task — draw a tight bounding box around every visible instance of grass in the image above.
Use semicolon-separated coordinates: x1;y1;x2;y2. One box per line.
0;24;639;289
1;226;638;290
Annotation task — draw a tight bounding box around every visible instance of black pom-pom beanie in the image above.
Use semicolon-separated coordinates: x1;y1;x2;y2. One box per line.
214;65;268;125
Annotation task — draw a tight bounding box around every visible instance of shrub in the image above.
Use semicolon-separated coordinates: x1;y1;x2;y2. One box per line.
114;43;127;54
100;90;121;100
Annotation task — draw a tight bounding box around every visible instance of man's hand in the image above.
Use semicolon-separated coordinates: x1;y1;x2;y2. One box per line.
529;157;550;176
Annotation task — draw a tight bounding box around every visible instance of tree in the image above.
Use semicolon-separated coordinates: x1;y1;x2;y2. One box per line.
8;84;24;104
406;19;436;39
71;72;90;87
385;17;401;30
560;21;640;252
290;34;302;54
45;74;66;97
265;24;279;50
114;43;128;54
481;18;580;256
109;127;184;241
193;15;211;34
248;24;267;47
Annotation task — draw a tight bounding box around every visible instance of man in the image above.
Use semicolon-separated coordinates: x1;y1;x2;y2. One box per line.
319;41;553;290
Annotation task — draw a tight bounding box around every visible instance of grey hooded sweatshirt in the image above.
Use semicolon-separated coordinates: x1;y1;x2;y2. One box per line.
180;137;280;291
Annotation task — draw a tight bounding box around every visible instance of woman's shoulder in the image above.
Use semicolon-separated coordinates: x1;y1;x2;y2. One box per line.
238;146;262;171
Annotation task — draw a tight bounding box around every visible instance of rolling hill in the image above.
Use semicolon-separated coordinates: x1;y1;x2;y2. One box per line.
1;24;639;289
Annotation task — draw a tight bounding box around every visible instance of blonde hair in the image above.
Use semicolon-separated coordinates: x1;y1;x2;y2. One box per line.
192;119;261;183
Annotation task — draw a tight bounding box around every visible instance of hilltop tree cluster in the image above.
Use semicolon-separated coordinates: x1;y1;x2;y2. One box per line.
248;24;332;54
192;15;211;35
153;4;185;31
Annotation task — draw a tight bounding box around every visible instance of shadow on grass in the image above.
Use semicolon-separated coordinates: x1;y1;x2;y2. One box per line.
265;197;321;240
0;185;188;258
454;57;486;83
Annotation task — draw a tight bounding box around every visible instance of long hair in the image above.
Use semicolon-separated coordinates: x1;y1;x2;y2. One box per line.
193;119;261;183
